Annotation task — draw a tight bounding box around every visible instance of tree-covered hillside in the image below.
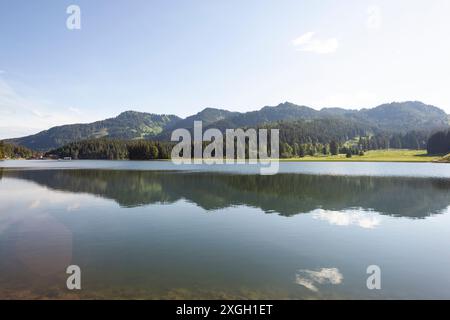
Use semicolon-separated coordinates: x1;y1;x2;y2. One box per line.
7;111;181;151
4;101;449;152
44;117;434;160
356;101;449;133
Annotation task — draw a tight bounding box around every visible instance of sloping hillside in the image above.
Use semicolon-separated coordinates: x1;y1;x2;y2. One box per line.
4;101;449;151
7;111;181;151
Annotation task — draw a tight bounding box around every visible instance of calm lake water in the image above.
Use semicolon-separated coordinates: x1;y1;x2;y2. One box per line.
0;160;450;299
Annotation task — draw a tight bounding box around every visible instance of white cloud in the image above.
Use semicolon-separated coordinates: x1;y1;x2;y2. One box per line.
295;268;343;292
292;32;339;54
366;5;382;30
311;208;381;229
31;109;50;118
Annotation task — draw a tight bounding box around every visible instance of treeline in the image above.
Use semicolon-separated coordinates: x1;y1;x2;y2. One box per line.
46;139;174;160
263;118;372;146
45;129;437;161
357;131;428;150
427;130;450;155
279;141;361;158
278;132;427;158
0;141;36;159
276;122;429;158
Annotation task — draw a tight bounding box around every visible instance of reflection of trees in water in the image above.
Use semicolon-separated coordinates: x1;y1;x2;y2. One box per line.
4;169;450;218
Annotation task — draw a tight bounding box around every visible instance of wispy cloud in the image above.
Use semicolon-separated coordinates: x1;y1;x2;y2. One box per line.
68;107;82;115
0;77;87;139
292;32;339;54
366;5;382;30
31;109;51;119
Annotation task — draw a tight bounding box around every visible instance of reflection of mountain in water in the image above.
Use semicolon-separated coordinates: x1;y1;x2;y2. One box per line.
4;169;450;218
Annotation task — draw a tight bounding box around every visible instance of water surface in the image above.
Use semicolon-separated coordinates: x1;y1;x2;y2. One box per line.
2;159;450;178
0;161;449;299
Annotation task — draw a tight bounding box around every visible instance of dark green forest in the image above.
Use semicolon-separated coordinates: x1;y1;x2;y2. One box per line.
43;125;434;160
427;130;450;155
46;139;174;160
264;119;429;158
0;141;36;159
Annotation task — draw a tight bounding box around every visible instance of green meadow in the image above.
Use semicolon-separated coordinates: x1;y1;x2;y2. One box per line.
281;149;444;162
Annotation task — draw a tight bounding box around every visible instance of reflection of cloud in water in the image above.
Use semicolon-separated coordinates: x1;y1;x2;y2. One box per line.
295;268;343;292
28;199;41;209
67;202;81;211
0;180;101;234
311;208;381;229
0;183;75;276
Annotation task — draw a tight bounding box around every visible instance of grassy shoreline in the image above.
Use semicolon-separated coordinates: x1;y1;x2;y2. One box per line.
280;150;444;163
1;150;448;163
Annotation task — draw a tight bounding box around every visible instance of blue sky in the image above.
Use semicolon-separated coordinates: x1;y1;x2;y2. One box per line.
1;0;450;138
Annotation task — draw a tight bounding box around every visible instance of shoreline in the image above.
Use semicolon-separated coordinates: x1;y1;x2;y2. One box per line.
1;150;448;164
1;159;447;164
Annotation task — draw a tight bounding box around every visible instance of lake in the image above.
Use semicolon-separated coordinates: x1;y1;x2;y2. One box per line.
1;160;450;299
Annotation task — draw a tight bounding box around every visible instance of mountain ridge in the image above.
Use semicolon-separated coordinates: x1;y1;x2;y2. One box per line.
4;101;449;151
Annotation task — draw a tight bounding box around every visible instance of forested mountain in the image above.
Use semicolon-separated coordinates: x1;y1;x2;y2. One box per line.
356;101;449;132
45;118;371;160
6;111;181;151
204;102;320;131
44;121;432;160
157;108;240;140
171;107;239;128
4;101;449;151
157;101;448;140
319;102;448;133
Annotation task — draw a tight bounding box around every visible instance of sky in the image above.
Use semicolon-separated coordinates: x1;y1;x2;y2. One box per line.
1;0;450;139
